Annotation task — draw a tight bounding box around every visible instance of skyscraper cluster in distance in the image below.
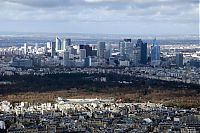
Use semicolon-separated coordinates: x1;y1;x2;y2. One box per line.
44;37;160;68
1;36;193;69
2;36;199;85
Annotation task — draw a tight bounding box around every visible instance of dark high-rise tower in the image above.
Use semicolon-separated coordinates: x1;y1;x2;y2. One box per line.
50;41;56;57
97;42;106;58
176;53;183;67
136;39;147;65
80;45;92;57
141;43;147;64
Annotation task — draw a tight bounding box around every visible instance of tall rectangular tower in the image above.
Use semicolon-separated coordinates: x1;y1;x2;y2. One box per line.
176;53;183;67
151;38;160;67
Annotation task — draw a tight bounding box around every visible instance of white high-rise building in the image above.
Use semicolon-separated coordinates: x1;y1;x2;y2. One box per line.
46;42;51;49
56;37;62;52
73;45;80;54
24;43;27;55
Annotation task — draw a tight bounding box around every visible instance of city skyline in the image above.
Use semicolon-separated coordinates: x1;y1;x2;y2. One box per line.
0;1;199;132
0;0;199;35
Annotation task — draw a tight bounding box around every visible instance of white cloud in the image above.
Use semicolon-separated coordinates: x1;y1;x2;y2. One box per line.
0;0;198;34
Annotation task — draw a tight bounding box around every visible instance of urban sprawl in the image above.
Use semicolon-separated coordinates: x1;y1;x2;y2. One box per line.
0;37;200;85
0;37;199;132
0;98;199;132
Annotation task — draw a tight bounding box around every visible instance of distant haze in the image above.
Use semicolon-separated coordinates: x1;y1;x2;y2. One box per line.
0;32;199;47
0;0;199;35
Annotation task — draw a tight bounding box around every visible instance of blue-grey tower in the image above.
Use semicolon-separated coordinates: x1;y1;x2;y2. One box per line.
97;42;106;58
176;53;183;67
151;38;160;66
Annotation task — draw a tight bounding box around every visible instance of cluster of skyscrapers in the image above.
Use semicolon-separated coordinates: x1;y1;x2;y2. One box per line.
0;36;165;68
44;37;161;67
119;38;148;66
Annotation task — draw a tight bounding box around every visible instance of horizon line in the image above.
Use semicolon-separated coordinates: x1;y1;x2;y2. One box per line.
0;31;199;37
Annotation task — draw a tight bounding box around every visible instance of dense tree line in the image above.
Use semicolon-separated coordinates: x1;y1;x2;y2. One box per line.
0;73;199;95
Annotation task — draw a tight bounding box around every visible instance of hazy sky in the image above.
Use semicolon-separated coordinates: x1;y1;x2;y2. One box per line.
0;0;199;35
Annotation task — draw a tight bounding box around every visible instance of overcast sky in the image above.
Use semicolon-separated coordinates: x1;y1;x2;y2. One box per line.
0;0;199;35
